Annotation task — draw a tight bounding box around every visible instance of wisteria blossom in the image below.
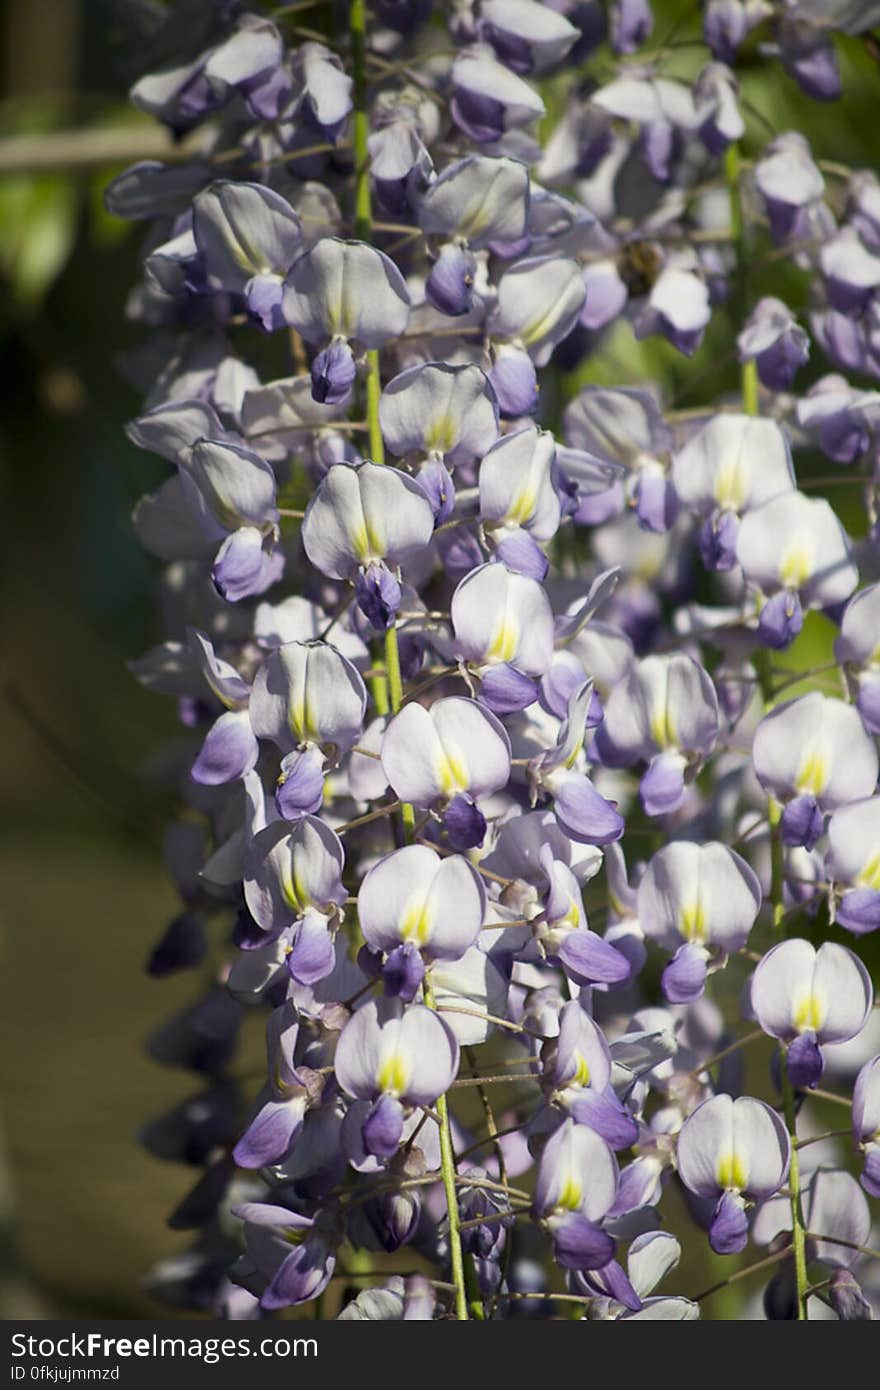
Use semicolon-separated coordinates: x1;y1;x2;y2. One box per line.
115;0;880;1325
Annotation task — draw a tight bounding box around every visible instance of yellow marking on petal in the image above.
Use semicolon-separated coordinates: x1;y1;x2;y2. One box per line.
521;305;563;348
435;745;469;795
795;746;829;797
507;479;539;526
793;990;825;1034
488;616;519;663
425;414;457;455
571;1052;591;1087
556;1174;583;1211
680;899;707;943
856;851;880;892
377;1052;410;1097
779;544;812;589
281;861;311;914
282;1225;307;1246
713;456;747;510
650;703;677;750
350;519;371;564
716;1149;748;1192
401;898;434;946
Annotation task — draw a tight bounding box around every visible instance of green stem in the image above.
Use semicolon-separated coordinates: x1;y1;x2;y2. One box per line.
423;975;469;1321
724;141;759;417
781;1064;811;1320
384;626;416;835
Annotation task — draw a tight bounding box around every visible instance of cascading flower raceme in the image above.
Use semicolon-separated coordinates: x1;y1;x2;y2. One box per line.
115;0;880;1323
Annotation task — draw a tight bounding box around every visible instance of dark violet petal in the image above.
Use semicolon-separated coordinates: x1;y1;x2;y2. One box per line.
191;711;258;785
856;677;880;736
286;914;336;986
426;243;477;317
755;337;809;392
662;943;708;1004
382;943;426;1002
261;1240;335;1311
363;1094;405;1159
494;529;549;580
699;509;739;572
780;794;823;850
443;794;487;850
479;662;538;714
552;1212;616;1271
416;458;456;523
245;274;285;332
310;339;357;405
559;929;631;987
213;528;281;603
450;89;506;144
860;1145;880;1198
709;1191;748;1255
611;0;653;54
836;887;880;936
275;746;325;820
355;562;402;632
569;1088;640;1149
635;471;678;534
595;1258;643;1312
640;752;686;818
233;1098;302;1169
489;348;538;417
786;1031;825;1090
552;771;624;845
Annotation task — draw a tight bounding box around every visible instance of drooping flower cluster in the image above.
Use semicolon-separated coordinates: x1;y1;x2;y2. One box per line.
117;0;880;1321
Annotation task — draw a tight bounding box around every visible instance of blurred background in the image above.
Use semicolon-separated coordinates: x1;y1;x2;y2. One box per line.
0;0;878;1320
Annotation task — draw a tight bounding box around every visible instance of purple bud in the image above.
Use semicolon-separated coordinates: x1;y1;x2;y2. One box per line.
758;590;804;651
355;563;402;632
363;1187;421;1252
780;794;823;850
828;1268;873;1320
311;338;357;405
709;1191;749;1255
426;243;478;316
443;794;487;850
786;1031;824;1089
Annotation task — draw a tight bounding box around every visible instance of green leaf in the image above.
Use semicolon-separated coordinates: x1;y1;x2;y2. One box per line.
0;172;78;305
